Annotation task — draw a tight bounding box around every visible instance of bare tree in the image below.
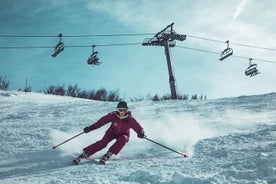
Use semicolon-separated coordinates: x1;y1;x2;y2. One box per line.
67;84;80;97
0;76;10;90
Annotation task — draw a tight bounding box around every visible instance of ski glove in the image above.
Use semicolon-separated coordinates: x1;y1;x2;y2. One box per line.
83;124;96;133
137;132;146;138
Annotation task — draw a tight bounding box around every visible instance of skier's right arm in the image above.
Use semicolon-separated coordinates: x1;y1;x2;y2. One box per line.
83;113;113;133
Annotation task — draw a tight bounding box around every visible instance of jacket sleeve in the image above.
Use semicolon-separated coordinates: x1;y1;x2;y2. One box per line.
130;117;144;134
93;113;113;129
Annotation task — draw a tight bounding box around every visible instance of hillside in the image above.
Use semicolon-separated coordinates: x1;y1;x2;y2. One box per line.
0;91;275;183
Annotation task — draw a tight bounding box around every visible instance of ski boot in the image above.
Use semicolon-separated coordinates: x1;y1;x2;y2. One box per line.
73;152;88;165
99;151;113;164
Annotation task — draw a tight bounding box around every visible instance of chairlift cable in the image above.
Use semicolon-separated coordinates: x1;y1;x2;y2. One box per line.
176;45;220;54
0;42;275;64
229;42;276;52
175;45;276;64
94;43;142;47
66;43;142;47
0;46;54;49
0;42;143;49
186;35;224;44
1;32;276;52
63;33;154;37
186;34;276;52
232;55;276;64
0;33;154;38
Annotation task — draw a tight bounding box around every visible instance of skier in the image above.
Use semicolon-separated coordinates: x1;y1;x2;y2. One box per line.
73;101;146;164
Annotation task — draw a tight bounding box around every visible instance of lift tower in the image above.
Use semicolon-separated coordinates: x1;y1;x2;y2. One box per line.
142;23;186;99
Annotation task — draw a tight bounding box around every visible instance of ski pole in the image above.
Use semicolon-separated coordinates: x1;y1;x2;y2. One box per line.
144;137;188;158
52;132;84;150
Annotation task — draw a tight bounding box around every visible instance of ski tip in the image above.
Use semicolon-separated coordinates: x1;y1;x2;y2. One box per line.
99;160;106;165
183;154;188;158
52;146;56;150
73;159;79;165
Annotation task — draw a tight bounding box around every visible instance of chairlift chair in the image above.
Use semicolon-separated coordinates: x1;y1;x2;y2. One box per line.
245;64;260;77
52;33;64;57
87;51;100;65
52;42;64;57
219;47;233;61
245;58;260;77
219;40;233;61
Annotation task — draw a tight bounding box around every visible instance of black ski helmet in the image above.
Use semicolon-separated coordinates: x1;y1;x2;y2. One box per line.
117;101;128;109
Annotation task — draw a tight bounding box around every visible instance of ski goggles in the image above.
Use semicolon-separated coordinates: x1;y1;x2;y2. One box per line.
118;108;128;113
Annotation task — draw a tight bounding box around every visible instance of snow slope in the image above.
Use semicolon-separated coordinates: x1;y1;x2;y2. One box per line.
0;90;275;184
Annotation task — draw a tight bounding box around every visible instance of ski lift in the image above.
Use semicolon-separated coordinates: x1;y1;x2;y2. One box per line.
245;58;260;77
219;40;233;61
52;33;64;57
87;45;101;66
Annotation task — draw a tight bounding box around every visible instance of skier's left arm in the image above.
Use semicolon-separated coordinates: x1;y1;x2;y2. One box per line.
131;118;146;138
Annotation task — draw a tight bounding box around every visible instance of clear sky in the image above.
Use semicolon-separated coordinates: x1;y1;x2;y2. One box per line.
0;0;275;100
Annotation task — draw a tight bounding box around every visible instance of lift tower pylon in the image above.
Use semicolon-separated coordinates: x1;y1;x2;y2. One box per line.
142;23;186;99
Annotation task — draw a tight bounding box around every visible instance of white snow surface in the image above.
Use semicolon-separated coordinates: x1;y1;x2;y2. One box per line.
0;90;275;184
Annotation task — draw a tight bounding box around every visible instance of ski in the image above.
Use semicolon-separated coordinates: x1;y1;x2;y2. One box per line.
98;160;106;165
72;157;106;165
72;153;88;165
72;158;81;165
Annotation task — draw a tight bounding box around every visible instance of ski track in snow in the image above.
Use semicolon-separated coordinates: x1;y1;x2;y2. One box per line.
0;90;275;184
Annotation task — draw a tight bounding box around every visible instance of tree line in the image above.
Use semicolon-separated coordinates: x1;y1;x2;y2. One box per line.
42;84;121;102
130;93;206;101
0;75;207;101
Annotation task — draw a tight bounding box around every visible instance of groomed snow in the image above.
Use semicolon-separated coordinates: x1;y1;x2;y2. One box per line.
0;90;275;183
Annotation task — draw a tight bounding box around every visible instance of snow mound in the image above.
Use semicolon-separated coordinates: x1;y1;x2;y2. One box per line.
0;91;275;183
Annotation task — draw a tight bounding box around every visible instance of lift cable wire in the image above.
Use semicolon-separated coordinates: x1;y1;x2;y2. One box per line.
0;42;142;49
67;42;142;47
176;45;276;64
1;33;276;52
0;33;154;38
1;43;275;64
185;34;276;52
0;46;54;49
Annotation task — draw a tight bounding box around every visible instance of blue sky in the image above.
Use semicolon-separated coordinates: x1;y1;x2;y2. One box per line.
0;0;276;100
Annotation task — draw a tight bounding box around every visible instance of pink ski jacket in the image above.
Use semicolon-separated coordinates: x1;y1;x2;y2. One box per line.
93;111;144;136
